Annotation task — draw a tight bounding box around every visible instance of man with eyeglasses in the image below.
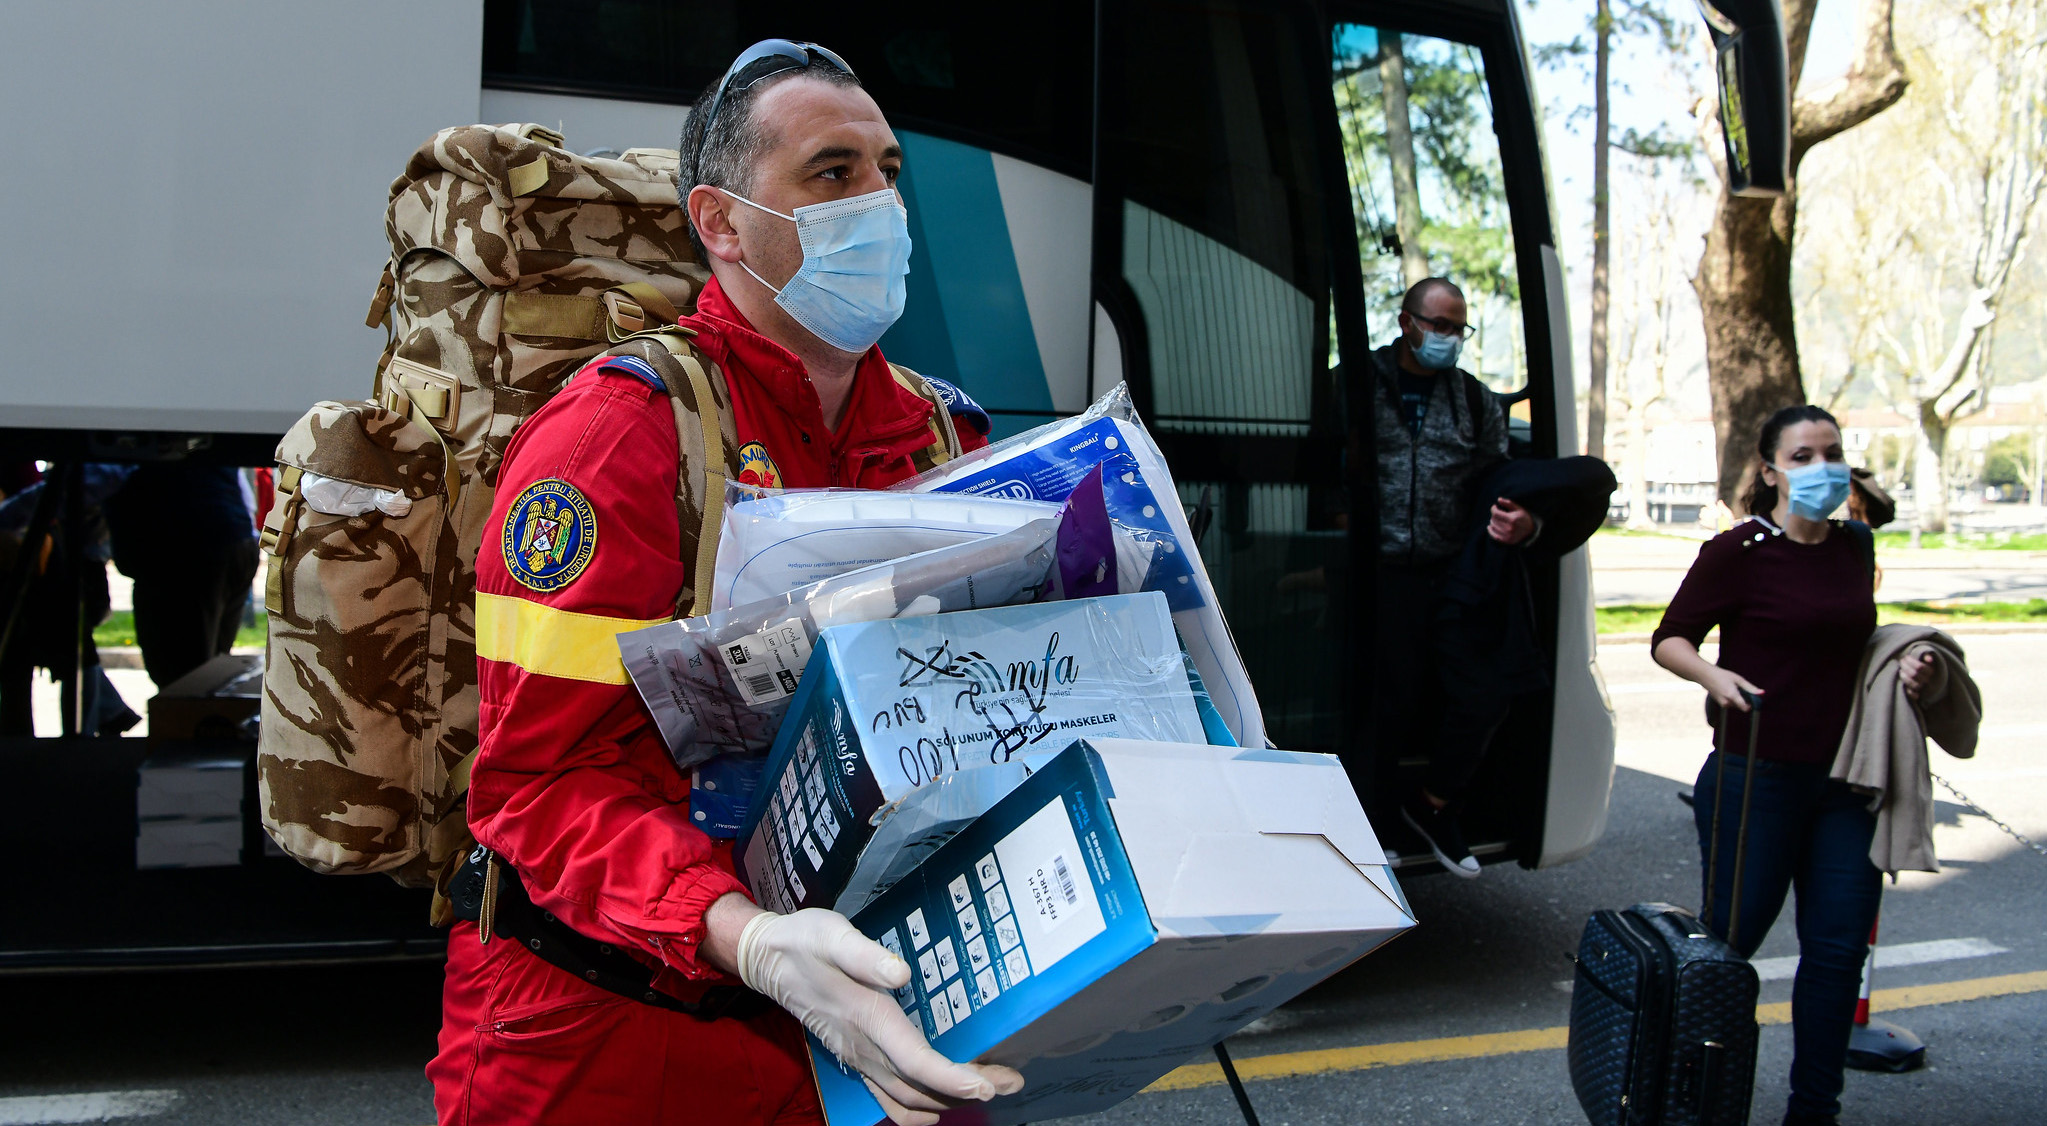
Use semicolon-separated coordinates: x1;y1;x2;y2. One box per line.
1367;277;1533;878
428;40;1012;1126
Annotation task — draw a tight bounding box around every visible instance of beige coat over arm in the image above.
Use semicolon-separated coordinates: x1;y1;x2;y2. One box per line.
1830;624;1981;875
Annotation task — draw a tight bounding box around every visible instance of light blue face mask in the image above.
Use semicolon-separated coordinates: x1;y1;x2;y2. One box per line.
1412;329;1463;371
1782;460;1851;520
725;186;913;353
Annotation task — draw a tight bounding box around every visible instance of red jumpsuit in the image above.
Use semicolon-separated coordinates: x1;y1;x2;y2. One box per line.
428;278;988;1125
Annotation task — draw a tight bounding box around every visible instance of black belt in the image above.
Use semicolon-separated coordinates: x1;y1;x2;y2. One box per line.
448;846;769;1021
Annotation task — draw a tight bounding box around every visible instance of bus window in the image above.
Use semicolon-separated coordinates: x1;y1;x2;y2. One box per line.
1331;24;1527;394
1095;0;1351;752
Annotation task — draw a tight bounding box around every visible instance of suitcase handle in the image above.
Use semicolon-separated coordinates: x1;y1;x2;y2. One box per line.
1703;689;1762;943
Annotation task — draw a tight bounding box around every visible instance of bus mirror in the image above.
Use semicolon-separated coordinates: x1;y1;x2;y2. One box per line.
1696;0;1791;197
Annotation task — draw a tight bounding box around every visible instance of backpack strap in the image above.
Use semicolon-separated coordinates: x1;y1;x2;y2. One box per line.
886;362;965;470
602;327;737;619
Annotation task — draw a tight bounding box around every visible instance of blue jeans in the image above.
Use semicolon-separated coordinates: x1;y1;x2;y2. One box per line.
1693;752;1883;1120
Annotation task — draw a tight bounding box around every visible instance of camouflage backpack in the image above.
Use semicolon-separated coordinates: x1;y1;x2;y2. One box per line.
257;124;711;919
255;124;962;922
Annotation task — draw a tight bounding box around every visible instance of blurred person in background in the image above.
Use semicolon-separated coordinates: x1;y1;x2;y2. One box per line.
103;462;258;689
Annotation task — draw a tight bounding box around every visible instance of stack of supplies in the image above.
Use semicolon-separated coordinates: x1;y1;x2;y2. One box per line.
612;383;1408;1126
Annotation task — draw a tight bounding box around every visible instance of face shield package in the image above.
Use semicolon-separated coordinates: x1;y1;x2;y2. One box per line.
618;470;1149;771
891;384;1268;749
733;592;1206;916
712;490;1058;612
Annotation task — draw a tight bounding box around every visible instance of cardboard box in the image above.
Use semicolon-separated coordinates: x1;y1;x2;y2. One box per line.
736;593;1205;915
148;652;262;742
136;749;248;869
808;738;1415;1125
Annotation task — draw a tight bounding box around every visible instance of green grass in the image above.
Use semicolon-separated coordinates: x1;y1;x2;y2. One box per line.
1598;599;2047;634
1877;599;2047;624
1595;604;1672;633
1873;530;2047;551
1592;526;1683;539
94;610;266;651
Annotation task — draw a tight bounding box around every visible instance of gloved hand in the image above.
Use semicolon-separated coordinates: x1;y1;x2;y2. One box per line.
736;908;1024;1125
298;473;413;518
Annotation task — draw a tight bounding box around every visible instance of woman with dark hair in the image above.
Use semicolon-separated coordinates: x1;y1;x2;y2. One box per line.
1650;405;1932;1126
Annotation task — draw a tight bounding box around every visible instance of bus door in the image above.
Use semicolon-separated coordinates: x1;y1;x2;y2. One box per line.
1092;0;1570;867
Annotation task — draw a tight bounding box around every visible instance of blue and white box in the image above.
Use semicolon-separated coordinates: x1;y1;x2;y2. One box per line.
736;592;1204;915
807;737;1413;1125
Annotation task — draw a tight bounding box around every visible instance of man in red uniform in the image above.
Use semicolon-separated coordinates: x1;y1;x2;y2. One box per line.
428;41;1012;1126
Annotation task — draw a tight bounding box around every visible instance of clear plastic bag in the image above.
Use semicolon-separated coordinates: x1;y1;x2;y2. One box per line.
891;383;1268;749
710;485;1152;612
620;471;1148;768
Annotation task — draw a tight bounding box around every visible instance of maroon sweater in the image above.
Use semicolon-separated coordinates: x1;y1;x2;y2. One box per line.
1651;523;1877;764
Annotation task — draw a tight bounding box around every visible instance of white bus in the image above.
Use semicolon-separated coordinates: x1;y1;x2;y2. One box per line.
0;0;1789;967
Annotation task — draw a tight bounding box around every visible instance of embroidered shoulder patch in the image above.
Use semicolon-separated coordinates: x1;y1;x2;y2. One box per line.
502;478;598;592
598;355;666;392
737;441;782;489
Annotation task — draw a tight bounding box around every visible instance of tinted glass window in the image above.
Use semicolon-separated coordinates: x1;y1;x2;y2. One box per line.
481;0;1093;176
1097;0;1350;752
1102;0;1333;437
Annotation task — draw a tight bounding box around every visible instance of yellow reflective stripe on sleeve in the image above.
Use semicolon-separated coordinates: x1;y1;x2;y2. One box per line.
474;591;666;685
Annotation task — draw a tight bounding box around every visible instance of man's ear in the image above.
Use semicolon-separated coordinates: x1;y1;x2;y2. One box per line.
688;184;745;264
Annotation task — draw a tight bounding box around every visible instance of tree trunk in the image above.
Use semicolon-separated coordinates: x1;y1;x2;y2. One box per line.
1379;36;1429;289
1695;193;1802;509
1588;0;1613;461
1696;0;1907;509
1914;411;1950;533
1626;406;1656;529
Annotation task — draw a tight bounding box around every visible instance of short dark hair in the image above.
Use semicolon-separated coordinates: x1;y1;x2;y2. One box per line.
1401;277;1465;316
1740;404;1841;517
678;66;865;260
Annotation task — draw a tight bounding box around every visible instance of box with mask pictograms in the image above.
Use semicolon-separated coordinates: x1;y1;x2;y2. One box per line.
733;592;1204;917
804;737;1416;1126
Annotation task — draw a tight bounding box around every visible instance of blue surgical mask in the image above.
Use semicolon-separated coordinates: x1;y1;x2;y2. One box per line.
1413;330;1462;371
1783;460;1851;520
725;186;913;353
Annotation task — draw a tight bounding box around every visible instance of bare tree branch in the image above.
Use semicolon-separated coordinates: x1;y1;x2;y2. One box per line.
1791;0;1909;161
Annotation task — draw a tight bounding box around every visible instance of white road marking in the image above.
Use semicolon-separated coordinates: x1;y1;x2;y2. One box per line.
0;1090;180;1124
1556;937;2009;992
1753;937;2008;982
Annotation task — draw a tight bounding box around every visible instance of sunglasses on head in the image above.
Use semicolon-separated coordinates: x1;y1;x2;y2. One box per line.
691;39;857;178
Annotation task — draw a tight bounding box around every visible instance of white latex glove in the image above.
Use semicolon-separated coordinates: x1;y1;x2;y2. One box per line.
298;472;413;518
736;908;1024;1125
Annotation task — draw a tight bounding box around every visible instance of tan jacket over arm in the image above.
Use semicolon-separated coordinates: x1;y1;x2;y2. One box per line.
1831;624;1982;874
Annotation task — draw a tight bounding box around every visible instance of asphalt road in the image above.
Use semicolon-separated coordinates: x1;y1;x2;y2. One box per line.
4;636;2042;1125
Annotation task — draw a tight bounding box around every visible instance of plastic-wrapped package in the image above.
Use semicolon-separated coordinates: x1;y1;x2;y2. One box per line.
892;383;1268;749
710;484;1156;612
620;471;1144;768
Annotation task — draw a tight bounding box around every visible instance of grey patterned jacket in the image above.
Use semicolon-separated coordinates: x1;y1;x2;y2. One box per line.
1369;341;1508;567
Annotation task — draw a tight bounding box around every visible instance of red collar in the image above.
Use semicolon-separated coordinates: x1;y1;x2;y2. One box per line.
684;277;936;447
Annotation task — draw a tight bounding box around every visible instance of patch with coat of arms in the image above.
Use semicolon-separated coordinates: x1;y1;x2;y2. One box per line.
501;478;598;592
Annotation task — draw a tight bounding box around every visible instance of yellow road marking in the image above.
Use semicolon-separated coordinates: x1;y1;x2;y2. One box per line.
1145;969;2047;1093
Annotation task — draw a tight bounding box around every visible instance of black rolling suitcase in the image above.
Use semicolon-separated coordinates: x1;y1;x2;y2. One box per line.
1568;693;1763;1126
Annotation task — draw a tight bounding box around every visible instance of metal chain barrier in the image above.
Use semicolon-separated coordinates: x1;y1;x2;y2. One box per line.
1933;772;2047;859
